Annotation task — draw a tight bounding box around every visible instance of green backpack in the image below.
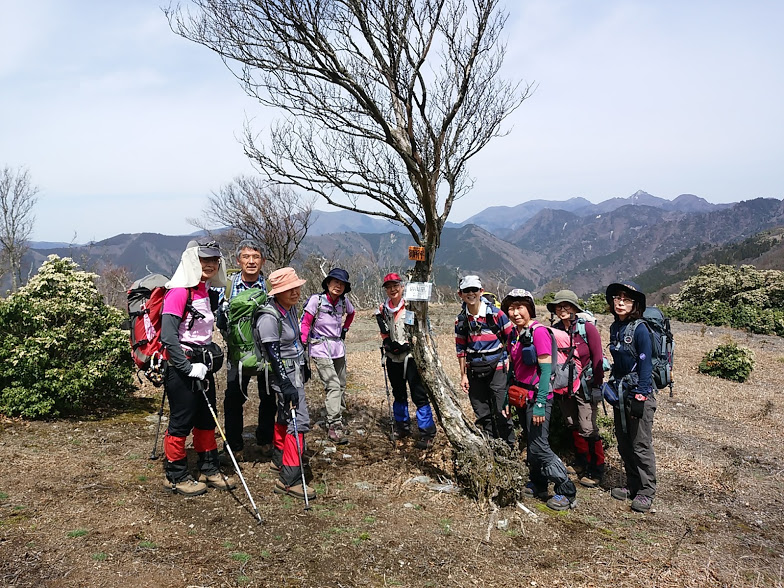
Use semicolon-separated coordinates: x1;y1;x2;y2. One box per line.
226;288;281;376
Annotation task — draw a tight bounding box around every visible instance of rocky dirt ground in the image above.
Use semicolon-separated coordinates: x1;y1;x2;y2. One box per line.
1;303;783;587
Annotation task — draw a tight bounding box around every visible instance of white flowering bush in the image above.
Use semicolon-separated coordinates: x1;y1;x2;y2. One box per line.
0;255;135;418
667;264;784;335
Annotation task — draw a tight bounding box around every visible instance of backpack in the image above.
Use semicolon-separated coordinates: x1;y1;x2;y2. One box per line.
621;306;674;392
482;292;502;309
560;312;611;398
456;303;507;346
225;288;282;377
127;274;193;386
517;324;581;395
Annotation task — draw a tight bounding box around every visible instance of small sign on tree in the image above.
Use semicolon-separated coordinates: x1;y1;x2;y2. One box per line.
408;246;426;261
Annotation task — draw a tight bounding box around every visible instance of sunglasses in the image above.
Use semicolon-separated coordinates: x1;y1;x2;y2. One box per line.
461;287;480;294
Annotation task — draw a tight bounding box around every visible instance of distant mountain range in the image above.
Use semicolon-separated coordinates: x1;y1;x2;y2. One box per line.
459;190;732;237
21;191;784;300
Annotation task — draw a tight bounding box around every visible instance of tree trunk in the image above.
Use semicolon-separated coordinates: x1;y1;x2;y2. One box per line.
407;259;527;506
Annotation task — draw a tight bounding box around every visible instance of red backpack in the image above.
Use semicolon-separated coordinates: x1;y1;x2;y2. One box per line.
127;274;192;386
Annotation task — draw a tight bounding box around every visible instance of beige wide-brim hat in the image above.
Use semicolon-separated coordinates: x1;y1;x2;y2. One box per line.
268;267;307;296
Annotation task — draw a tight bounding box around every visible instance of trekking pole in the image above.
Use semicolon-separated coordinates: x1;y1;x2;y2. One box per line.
194;376;263;525
291;404;311;511
149;386;167;460
380;347;395;444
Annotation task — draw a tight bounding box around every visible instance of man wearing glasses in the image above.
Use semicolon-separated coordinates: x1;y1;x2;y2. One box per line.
455;275;515;448
376;272;438;450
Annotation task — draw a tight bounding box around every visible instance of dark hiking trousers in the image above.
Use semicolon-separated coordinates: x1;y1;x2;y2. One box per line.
525;396;576;498
165;366;216;436
468;367;515;446
614;392;657;498
223;361;276;451
386;358;436;436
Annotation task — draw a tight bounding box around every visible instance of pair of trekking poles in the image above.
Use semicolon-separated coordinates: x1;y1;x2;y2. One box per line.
150;364;312;518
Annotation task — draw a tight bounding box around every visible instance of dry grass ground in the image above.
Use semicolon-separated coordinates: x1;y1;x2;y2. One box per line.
0;303;783;587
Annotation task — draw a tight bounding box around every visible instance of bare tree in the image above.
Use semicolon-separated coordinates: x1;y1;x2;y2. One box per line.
96;261;133;311
0;166;39;292
168;0;532;503
192;176;315;267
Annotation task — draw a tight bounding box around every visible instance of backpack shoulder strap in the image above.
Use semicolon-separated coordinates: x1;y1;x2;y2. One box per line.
182;287;201;330
623;318;650;357
575;317;587;340
485;306;505;344
456;305;469;338
312;294;325;324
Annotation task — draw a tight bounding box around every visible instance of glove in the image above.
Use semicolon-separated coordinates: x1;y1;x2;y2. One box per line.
188;363;208;380
280;379;299;408
382;338;394;352
341;328;348;340
394;342;410;355
591;386;603;404
303;363;312;384
629;394;646;418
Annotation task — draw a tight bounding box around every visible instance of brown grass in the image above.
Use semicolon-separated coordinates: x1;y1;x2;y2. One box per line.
0;304;782;587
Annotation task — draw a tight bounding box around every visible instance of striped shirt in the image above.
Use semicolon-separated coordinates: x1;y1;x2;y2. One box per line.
455;301;513;368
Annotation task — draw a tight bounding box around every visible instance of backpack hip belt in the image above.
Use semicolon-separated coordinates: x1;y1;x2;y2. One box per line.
280;357;302;370
511;378;537;392
309;335;342;344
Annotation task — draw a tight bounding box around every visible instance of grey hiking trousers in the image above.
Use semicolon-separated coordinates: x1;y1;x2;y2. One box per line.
613;393;657;498
314;356;347;426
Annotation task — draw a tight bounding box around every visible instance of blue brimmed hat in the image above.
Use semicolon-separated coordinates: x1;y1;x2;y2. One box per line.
605;281;646;312
322;268;351;294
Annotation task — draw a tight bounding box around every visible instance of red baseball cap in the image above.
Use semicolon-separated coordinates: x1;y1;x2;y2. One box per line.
382;272;403;287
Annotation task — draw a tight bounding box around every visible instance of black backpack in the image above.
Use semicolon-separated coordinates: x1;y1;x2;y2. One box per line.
622;307;675;394
456;304;506;345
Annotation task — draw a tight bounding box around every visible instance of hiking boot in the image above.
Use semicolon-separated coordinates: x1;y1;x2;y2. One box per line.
163;476;208;497
414;436;435;450
327;424;349;445
522;482;548;501
631;494;653;513
219;448;243;468
392;423;411;440
579;473;602;488
565;461;586;476
269;461;281;473
199;472;237;491
546;494;577;511
611;487;633;501
274;479;316;500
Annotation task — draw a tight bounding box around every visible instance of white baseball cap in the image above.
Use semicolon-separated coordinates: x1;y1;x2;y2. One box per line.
459;275;482;291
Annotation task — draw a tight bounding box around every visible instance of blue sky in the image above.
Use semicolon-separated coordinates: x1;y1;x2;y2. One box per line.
1;1;782;242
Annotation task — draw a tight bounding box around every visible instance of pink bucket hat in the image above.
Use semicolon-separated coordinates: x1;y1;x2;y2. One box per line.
268;267;307;296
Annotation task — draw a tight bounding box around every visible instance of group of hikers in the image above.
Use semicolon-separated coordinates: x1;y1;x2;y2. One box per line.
157;239;657;515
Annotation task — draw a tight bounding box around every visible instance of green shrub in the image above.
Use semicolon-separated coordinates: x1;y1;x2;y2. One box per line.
0;255;135;418
584;293;609;315
698;342;755;383
534;291;554;305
